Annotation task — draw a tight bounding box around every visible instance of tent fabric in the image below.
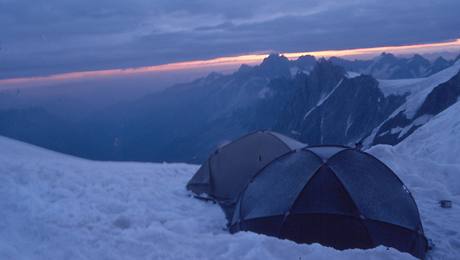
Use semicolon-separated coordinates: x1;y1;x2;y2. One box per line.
229;146;427;259
186;130;305;219
186;160;211;196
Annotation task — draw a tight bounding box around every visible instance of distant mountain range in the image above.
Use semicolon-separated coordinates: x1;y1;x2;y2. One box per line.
1;52;459;163
330;52;459;79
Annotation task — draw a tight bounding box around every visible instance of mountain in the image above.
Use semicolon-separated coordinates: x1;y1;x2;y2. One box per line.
291;55;317;74
426;56;452;75
1;53;460;163
330;53;457;79
328;57;372;72
102;56;459;161
77;54;297;162
363;52;412;79
84;57;384;162
253;53;291;78
366;60;460;146
271;60;405;145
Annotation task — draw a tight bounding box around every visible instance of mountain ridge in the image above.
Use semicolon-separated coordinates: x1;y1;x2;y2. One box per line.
1;53;459;163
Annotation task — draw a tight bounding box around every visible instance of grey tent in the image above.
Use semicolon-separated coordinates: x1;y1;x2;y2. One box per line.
186;130;305;219
230;146;427;259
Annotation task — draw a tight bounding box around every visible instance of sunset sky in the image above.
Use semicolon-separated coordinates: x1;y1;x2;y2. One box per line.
2;38;460;88
1;0;460;86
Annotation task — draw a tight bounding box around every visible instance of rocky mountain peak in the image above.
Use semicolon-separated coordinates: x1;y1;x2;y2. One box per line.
377;52;397;62
293;55;316;70
310;58;346;79
408;54;430;66
255;53;291;78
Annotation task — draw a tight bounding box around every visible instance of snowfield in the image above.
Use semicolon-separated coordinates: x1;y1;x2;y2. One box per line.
369;100;460;260
393;101;460;165
377;60;460;119
0;136;412;260
1;98;460;260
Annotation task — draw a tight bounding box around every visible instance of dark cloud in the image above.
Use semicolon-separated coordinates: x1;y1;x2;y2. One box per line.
1;0;459;78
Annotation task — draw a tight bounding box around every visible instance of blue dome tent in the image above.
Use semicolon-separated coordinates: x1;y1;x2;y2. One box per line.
229;145;427;259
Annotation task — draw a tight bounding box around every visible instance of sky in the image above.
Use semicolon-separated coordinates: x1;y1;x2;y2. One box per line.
1;0;460;83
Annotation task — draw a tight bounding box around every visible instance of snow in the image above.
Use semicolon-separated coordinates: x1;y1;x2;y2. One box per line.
368;101;460;260
378;78;425;97
318;79;344;107
269;132;306;149
303;79;344;120
3;84;460;259
364;61;460;145
394;101;460;165
384;114;434;140
303;106;316;120
378;60;460;119
345;115;353;137
0;136;412;260
257;87;271;99
290;67;300;77
368;146;460;260
366;63;393;79
345;71;361;79
290;66;312;77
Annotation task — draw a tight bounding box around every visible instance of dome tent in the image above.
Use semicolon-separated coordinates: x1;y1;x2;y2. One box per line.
186;131;305;220
229;145;427;259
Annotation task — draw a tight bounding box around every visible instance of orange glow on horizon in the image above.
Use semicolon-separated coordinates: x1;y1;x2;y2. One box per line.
0;54;269;87
1;38;460;87
284;38;460;59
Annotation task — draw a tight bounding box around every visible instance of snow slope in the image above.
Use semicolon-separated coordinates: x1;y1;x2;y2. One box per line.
0;136;411;260
394;101;460;165
377;60;460;118
369;101;460;260
363;60;460;147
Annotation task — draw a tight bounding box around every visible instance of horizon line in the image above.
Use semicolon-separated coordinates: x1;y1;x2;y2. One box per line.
1;38;460;87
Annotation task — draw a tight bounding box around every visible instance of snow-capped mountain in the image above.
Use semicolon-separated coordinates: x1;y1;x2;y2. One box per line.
367;60;460;146
272;60;405;145
330;53;457;79
426;56;454;76
194;56;460;151
1;53;459;163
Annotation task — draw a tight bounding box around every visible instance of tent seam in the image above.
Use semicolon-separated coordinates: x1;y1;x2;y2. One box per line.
231;150;296;225
278;162;325;238
264;131;294;151
326;157;376;247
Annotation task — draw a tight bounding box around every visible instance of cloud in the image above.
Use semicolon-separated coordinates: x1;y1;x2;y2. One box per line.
1;0;459;78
